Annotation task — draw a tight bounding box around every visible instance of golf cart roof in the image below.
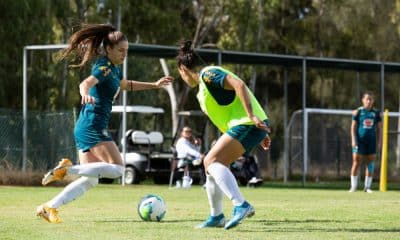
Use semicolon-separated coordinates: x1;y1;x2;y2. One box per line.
178;110;205;117
112;105;165;114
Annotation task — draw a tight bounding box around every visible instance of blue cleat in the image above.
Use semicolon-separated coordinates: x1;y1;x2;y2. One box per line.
195;213;226;229
224;201;255;230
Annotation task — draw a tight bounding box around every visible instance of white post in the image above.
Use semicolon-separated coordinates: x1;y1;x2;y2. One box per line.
283;68;288;183
22;47;28;171
303;109;308;185
121;57;128;186
160;59;178;136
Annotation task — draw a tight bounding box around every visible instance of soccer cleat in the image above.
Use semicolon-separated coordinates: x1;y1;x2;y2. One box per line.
364;188;373;193
195;214;226;229
42;158;72;185
36;204;61;223
224;201;255;230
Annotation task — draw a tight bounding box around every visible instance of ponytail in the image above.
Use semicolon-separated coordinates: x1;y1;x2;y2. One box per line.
59;24;127;69
176;40;202;70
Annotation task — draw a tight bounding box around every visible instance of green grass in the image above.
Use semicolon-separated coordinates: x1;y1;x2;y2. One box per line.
1;183;399;240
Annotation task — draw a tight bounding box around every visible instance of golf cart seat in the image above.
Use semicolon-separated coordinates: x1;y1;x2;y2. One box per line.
131;130;149;144
148;131;164;144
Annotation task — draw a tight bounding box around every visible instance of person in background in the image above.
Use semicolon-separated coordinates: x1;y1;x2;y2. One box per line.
175;126;204;188
349;92;382;193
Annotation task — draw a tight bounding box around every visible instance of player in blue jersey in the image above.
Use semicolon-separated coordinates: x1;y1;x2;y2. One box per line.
176;40;271;230
349;92;382;193
36;24;173;223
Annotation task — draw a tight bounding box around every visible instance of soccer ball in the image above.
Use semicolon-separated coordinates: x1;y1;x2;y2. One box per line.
137;194;166;222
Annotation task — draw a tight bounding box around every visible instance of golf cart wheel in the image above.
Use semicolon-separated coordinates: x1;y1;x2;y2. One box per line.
124;166;140;184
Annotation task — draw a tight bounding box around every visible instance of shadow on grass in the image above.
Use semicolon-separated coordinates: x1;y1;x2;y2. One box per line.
254;181;400;191
236;218;400;233
93;218;202;223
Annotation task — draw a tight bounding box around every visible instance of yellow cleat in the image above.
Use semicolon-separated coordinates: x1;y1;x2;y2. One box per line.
36;204;61;223
42;158;72;185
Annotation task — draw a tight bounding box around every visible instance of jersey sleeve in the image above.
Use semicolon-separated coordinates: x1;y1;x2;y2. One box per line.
201;68;227;89
91;59;112;83
352;109;359;122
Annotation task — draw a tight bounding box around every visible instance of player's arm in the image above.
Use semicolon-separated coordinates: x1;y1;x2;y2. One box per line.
351;110;358;148
120;76;173;91
79;76;99;105
224;74;268;131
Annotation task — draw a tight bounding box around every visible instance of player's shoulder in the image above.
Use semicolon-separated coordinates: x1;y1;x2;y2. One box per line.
371;108;381;114
93;57;113;77
201;66;223;76
200;66;227;84
94;56;111;67
353;107;362;116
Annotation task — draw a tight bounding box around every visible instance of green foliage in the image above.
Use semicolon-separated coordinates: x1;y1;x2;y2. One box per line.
2;0;400;168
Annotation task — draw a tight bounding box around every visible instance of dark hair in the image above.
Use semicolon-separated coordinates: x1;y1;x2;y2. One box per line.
59;24;128;68
362;91;374;99
176;40;201;69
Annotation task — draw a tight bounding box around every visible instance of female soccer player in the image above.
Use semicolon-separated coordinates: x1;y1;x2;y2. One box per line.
176;40;271;229
36;24;173;223
349;92;382;193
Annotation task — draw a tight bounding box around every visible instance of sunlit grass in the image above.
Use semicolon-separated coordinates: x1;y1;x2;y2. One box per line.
0;183;399;240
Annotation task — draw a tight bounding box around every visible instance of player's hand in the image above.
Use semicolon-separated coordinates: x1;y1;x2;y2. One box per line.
250;115;270;132
155;76;174;88
81;94;96;105
260;135;271;150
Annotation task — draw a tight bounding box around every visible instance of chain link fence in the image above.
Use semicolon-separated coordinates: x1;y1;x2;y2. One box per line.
288;110;400;181
0;109;77;172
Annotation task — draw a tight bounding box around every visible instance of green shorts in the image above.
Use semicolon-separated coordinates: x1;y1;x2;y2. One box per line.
226;120;269;154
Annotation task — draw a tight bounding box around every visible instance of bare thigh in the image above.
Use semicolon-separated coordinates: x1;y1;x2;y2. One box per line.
79;141;122;165
204;134;245;171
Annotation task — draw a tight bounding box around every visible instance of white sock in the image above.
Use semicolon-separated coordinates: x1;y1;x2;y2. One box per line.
350;175;358;190
365;176;373;189
207;162;245;206
46;177;98;208
205;175;224;216
67;162;123;179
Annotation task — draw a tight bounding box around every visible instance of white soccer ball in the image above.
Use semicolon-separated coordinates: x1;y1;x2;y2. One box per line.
137;194;166;222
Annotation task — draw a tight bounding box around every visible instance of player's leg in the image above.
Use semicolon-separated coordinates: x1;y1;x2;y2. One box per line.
66;142;123;178
349;153;362;192
364;154;375;193
205;125;267;230
195;173;225;228
42;141;123;185
37;151;100;223
200;134;249;229
37;142;123;223
350;140;366;192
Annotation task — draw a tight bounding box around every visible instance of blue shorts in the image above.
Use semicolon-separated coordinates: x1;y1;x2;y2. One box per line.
74;119;113;152
353;137;376;155
226;120;269;154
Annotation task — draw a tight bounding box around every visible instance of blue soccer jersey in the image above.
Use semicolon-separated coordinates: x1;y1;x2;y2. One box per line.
352;107;381;139
74;56;122;151
352;107;381;155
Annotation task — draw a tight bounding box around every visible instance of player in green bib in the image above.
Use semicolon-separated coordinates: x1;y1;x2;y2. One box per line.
176;40;271;230
350;92;382;193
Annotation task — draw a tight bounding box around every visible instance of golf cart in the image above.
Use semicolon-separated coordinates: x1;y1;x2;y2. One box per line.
112;105;174;184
